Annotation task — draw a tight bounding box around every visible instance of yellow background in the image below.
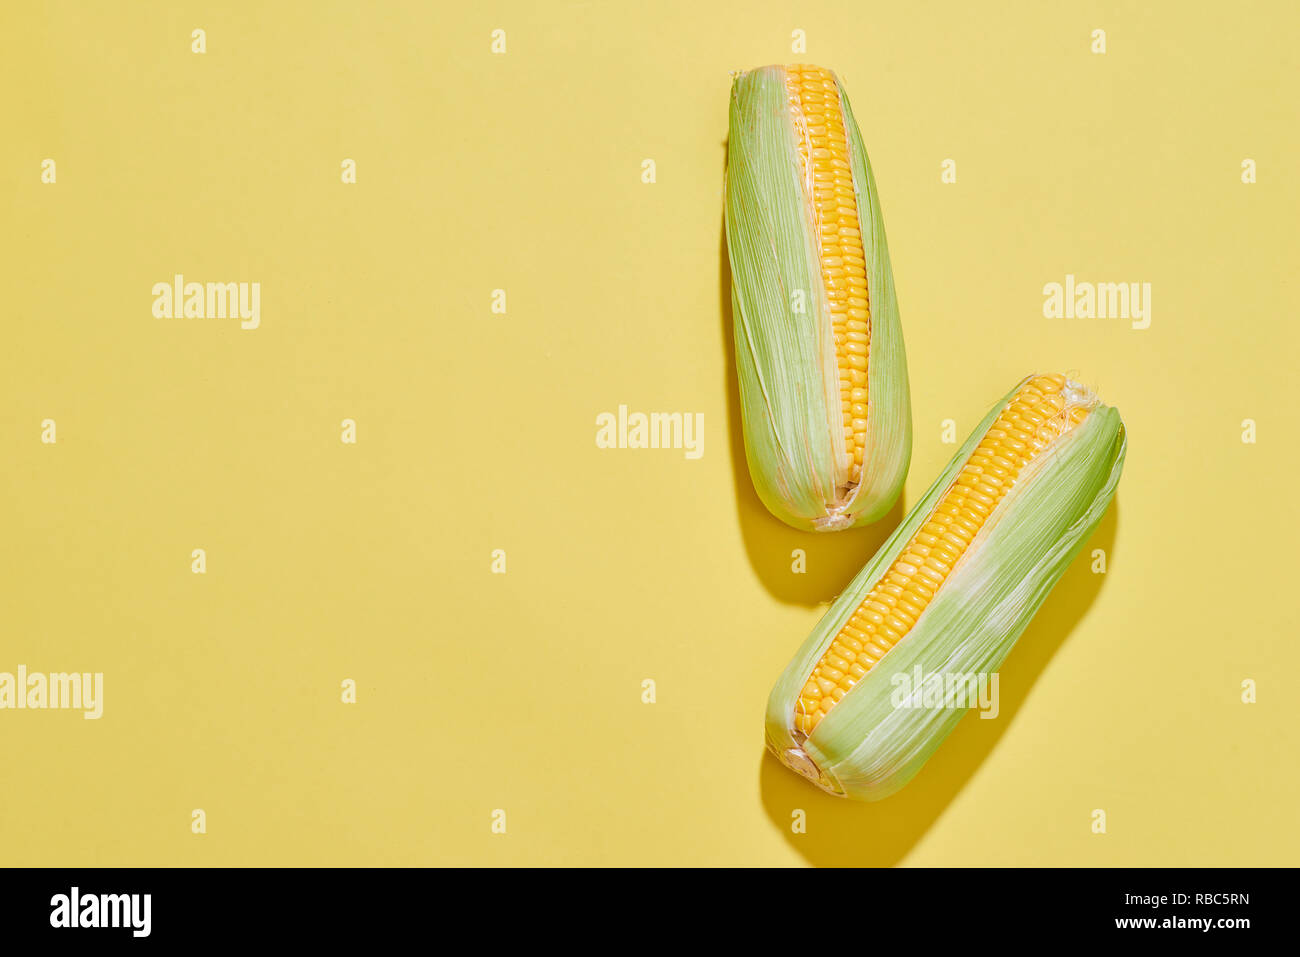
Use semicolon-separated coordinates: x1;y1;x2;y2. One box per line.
2;0;1296;866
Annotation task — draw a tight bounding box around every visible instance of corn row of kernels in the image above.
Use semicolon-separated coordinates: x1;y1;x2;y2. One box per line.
785;65;871;488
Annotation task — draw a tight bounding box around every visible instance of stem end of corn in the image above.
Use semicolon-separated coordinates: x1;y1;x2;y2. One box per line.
813;513;854;532
770;742;843;796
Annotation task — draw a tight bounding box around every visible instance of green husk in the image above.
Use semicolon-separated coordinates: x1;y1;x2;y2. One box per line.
765;376;1126;800
725;65;911;533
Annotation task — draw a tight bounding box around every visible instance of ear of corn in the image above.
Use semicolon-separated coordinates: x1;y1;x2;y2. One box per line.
765;374;1126;800
726;64;910;532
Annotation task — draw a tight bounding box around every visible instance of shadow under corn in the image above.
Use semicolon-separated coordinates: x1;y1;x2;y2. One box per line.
759;500;1120;866
720;222;903;607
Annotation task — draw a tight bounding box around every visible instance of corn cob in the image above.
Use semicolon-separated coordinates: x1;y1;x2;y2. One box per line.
726;65;910;532
765;374;1126;800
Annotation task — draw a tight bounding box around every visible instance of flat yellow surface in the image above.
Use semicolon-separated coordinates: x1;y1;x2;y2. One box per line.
2;1;1296;866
